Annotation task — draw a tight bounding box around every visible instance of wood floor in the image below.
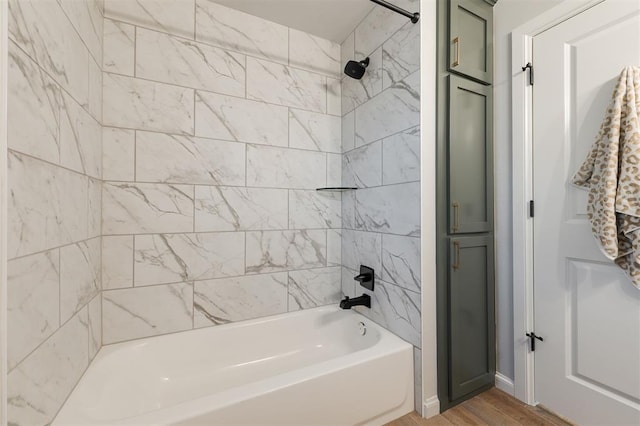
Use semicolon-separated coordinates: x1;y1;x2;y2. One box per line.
386;388;574;426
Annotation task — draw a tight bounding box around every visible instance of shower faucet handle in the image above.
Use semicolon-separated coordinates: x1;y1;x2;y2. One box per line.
354;265;374;291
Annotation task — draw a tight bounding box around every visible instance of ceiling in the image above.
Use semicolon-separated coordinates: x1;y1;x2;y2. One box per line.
212;0;375;43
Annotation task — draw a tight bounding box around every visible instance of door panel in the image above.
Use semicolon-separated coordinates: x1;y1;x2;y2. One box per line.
448;76;492;234
449;235;495;400
449;0;493;84
532;1;640;424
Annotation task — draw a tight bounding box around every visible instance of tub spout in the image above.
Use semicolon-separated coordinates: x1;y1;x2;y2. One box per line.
339;294;371;309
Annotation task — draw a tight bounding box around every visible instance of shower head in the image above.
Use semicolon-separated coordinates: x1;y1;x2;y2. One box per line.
344;57;370;80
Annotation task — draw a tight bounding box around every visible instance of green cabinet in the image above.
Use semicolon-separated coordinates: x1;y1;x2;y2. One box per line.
448;75;493;234
448;235;495;400
436;0;496;411
449;0;493;84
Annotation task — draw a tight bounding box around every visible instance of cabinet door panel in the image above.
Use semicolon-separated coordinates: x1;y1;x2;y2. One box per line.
449;0;493;84
449;235;495;401
448;76;493;234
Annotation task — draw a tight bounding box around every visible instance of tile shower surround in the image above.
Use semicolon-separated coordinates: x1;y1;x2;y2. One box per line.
5;0;422;423
7;0;104;424
339;0;422;412
100;0;344;346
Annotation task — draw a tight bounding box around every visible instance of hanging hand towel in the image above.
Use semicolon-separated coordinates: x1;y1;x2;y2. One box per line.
572;66;640;288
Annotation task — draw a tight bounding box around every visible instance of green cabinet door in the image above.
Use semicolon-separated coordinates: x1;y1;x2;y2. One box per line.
449;0;493;84
448;75;493;234
448;235;495;401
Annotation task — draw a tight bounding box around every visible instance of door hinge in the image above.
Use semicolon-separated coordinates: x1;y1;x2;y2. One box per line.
526;332;544;351
522;62;534;86
529;200;535;218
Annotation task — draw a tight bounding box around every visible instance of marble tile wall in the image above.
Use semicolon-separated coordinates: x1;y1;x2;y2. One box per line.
101;0;343;345
339;0;422;412
6;0;104;424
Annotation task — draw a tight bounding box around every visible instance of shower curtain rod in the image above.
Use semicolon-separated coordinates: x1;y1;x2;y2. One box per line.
369;0;420;23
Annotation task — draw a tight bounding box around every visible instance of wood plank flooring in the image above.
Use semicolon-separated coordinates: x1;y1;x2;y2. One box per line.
386;388;574;426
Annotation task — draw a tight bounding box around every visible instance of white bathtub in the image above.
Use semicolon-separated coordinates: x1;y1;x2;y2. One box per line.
53;306;415;426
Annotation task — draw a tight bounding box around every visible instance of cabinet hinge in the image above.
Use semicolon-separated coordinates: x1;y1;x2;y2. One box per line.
522;62;534;86
529;200;535;218
526;332;544;351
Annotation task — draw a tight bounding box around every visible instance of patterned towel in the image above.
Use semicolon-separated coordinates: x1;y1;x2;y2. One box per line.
572;66;640;289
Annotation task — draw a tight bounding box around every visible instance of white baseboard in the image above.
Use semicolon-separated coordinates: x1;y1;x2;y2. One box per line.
495;372;515;396
422;395;440;418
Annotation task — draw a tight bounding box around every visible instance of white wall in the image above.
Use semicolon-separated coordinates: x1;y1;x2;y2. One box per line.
420;0;438;417
493;0;565;381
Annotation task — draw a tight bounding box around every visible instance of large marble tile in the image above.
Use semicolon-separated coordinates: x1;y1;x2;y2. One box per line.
356;281;421;347
343;141;382;188
195;186;288;232
341;229;382;278
194;273;287;326
247;58;326;113
327;77;341;116
87;178;102;239
327;153;342;187
7;250;59;371
135;132;245;185
8;42;60;164
102;236;134;290
341;190;357;230
382;126;420;185
103;73;194;135
136;28;245;97
87;57;102;125
195;0;288;64
288;267;342;311
342;47;383;114
354;0;419;57
103;283;194;344
289;190;341;229
88;295;102;360
103;18;135;76
8;152;88;258
289;28;340;77
102;182;194;235
134;232;245;286
60;92;102;179
327;229;342;267
289;109;341;153
60;238;101;323
382;234;421;292
103;127;135;181
246;145;326;189
342;111;355;153
59;0;103;64
382;21;420;89
104;0;195;39
246;230;327;274
7;310;88;426
355;70;420;146
355;182;421;236
195;91;288;146
9;0;89;106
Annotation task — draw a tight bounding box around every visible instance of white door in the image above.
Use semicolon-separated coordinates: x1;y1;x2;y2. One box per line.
533;1;640;424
